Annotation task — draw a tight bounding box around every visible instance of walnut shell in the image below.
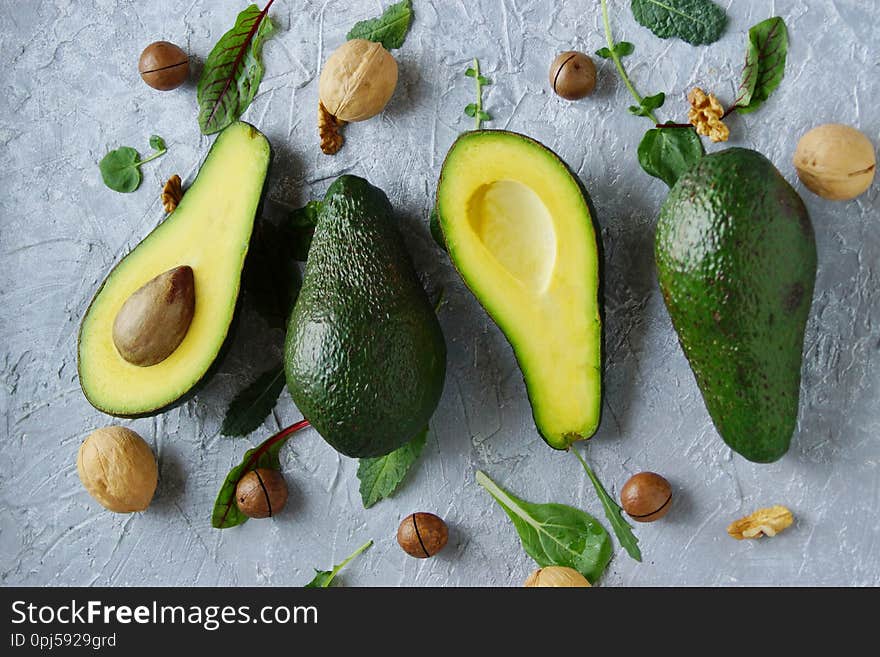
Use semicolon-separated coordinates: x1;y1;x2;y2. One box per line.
318;39;398;122
524;566;591;587
794;124;876;200
77;427;158;513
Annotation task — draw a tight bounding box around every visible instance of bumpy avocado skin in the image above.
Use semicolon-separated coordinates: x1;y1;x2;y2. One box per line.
655;148;817;463
285;176;446;458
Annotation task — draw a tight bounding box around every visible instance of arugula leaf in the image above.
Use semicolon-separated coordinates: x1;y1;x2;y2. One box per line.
197;1;276;135
429;209;447;251
476;471;612;583
304;540;373;588
734;17;788;114
221;364;286;437
628;91;665;117
630;0;727;46
287;201;321;262
98;137;167;193
573;448;642;562
211;419;310;529
347;0;414;50
357;428;427;508
637;125;704;187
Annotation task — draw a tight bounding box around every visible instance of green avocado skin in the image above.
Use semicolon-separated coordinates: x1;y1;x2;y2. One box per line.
655;148;817;463
285;176;446;458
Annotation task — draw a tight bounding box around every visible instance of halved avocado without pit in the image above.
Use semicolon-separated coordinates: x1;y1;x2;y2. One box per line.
78;121;272;417
436;130;602;449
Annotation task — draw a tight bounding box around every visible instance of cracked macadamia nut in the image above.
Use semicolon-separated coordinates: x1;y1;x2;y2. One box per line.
550;51;596;100
138;41;189;91
620;472;672;522
77;426;158;513
794;123;876;200
524;566;591;587
319;39;398;122
236;468;288;519
397;512;448;558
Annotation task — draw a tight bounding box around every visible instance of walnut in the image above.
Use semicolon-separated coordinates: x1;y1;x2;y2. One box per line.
727;505;794;540
688;87;729;143
162;174;183;213
318;101;346;155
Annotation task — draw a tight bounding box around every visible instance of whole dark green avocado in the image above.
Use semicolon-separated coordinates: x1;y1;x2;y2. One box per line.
285;175;446;458
655;148;817;463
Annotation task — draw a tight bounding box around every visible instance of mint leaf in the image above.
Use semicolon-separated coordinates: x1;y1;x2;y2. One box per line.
347;0;413;50
221;365;286;437
734;17;788;113
197;2;276;135
637;125;704;187
476;471;612;584
573;448;642;562
304;541;373;588
631;0;727;46
357;429;427;508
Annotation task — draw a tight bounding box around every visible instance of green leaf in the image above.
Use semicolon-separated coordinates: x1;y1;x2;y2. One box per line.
734;17;788;114
465;67;476;78
573;448;641;562
357;429;427;508
346;0;413;50
477;110;491;121
464;103;477;117
595;46;614;59
287;200;321;262
629;91;665;117
98;136;167;193
99;147;143;193
614;41;635;56
637;125;704;187
429;208;447;251
304;540;373;588
477;75;491;85
630;0;727;46
197;2;276;135
476;471;612;583
221;365;286;437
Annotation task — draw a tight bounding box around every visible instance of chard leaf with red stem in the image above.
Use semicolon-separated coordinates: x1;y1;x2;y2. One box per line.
197;1;276;135
734;17;788;114
211;419;310;529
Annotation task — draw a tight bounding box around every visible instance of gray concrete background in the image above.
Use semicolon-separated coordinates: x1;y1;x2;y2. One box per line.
1;0;878;587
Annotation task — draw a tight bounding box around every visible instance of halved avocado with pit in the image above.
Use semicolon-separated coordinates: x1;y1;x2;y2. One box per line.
78;121;272;417
436;130;602;449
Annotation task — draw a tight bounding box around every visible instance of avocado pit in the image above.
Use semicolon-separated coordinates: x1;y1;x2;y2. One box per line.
112;265;196;367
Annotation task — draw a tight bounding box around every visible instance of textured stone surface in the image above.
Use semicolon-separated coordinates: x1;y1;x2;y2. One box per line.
1;0;878;587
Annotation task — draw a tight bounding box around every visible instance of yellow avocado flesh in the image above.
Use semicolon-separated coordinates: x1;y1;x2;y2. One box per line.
437;131;601;448
78;122;271;416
